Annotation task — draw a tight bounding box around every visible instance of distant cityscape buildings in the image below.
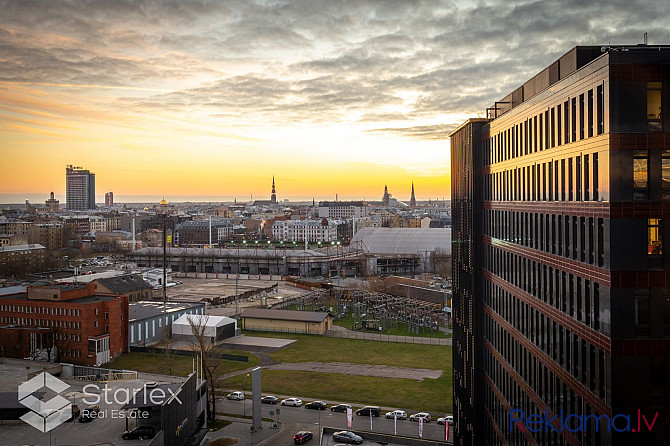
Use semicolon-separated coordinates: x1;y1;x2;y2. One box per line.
450;44;670;445
45;191;59;212
105;191;114;206
65;165;95;210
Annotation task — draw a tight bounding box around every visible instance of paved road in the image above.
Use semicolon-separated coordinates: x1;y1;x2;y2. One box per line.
219;397;453;443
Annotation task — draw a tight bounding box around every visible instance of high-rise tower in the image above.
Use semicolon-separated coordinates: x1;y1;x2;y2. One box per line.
65;165;95;211
271;176;277;204
451;45;670;446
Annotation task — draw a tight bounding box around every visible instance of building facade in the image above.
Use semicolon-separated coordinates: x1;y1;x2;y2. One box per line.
318;201;369;219
0;282;128;366
66;165;96;211
272;218;337;242
450;46;670;445
174;219;233;246
105;191;113;206
28;223;64;251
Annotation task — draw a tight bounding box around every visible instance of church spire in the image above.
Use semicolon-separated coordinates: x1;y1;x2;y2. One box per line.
410;182;416;207
271;176;277;204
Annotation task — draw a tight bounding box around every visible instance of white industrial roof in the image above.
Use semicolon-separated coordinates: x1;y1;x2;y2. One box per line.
350;227;451;255
173;314;234;327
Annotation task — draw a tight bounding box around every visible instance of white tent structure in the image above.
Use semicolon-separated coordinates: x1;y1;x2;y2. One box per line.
171;314;237;344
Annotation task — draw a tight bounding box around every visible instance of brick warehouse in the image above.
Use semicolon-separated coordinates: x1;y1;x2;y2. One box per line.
0;282;128;366
450;45;670;446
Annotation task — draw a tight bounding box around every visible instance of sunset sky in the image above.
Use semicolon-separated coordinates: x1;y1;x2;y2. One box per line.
1;0;668;203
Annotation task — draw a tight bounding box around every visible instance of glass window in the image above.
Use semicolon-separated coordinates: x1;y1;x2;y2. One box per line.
579;93;585;140
662;150;670;200
634;150;649;200
634;289;650;336
648;218;663;255
648;82;662;131
588;90;594;138
597;85;604;135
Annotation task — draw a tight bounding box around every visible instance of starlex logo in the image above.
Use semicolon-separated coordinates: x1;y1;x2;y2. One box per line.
510;409;659;433
18;372;71;433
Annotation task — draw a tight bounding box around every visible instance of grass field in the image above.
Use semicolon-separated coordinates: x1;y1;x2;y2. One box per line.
106;351;259;377
232;331;452;413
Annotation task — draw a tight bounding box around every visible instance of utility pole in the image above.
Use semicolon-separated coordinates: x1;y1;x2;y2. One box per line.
162;212;167;306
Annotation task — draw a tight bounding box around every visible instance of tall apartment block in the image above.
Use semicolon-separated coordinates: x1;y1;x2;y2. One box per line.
66;165;96;210
105;191;114;206
450;45;670;445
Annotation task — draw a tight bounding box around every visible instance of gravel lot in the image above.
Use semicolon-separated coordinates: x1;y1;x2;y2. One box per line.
267;362;442;381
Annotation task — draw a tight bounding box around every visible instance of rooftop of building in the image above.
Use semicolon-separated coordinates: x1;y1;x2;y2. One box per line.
489;44;670;120
129;300;204;322
0;291;118;304
95;273;153;294
0;244;46;252
350;227;451;255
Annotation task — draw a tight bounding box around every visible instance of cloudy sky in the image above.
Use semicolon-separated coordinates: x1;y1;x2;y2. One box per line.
1;0;668;203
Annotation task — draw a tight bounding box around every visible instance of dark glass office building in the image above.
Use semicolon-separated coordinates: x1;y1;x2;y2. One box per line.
450;45;670;445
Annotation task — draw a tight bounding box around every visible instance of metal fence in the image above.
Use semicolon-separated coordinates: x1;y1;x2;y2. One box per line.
242;326;451;345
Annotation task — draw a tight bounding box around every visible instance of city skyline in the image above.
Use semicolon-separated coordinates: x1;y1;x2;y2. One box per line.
2;0;669;202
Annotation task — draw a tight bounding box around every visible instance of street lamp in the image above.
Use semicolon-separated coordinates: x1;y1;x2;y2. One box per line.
243;373;249;417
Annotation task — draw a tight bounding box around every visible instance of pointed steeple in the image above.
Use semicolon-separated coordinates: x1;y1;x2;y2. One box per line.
271;176;277;204
382;184;390;206
410;182;416;207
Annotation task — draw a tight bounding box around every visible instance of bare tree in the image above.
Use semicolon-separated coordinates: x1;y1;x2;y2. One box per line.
432;248;452;281
187;315;220;423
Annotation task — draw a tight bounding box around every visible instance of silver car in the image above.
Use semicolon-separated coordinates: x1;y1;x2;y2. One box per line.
281;397;303;406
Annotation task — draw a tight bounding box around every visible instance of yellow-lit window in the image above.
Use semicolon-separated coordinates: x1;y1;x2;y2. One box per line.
648;82;662;131
648;218;663;255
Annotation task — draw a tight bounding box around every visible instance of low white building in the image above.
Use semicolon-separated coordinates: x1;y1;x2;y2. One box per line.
272;219;337;242
171;314;237;344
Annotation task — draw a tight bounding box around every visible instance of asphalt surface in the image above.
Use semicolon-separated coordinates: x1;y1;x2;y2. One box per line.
219;397;454;444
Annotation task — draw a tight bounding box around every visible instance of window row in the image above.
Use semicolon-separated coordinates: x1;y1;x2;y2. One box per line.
484;153;599;202
0;305;82;316
483;245;607;334
485;311;608;411
486;85;605;165
484;210;605;267
0;316;83;329
484;280;607;396
484;350;605;446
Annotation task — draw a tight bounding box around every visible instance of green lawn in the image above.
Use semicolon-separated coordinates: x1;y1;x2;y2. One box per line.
252;332;450;370
234;331;452;413
105;351;259;377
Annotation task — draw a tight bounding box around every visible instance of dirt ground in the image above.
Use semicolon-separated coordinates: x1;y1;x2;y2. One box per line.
267;361;442;381
159;277;307;317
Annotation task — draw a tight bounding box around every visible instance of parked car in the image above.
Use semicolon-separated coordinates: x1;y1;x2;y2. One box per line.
261;395;279;404
79;405;100;423
65;405;80;422
281;397;303;407
332;431;363;444
410;412;432;422
305;401;327;410
330;403;352;412
385;409;407;419
226;391;245;400
355;406;381;416
293;431;313;444
437;415;454;425
122;426;156;440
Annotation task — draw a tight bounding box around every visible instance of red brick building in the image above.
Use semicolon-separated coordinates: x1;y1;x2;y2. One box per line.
0;282;128;366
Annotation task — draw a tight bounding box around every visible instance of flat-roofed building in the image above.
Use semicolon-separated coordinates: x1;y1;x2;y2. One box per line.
240;308;332;334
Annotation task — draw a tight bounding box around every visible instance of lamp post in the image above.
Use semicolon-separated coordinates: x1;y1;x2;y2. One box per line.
243;373;249;417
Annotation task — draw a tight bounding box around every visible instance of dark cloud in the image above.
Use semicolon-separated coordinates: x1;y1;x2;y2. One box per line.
1;0;669;139
367;124;458;141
